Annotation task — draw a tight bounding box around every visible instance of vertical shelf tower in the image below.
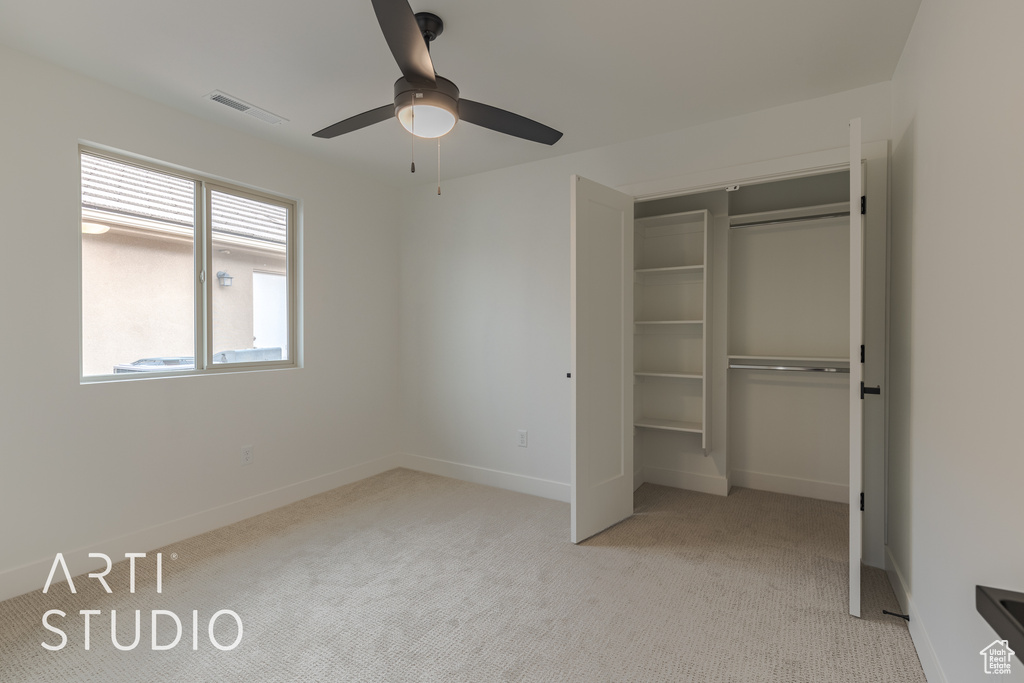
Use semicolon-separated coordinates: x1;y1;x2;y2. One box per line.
633;210;711;450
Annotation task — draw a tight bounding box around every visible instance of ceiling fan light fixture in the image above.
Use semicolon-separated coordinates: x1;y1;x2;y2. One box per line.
397;102;456;138
394;81;460;139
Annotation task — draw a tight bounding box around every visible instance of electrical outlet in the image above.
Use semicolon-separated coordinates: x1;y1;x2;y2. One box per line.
517;430;528;448
241;445;253;466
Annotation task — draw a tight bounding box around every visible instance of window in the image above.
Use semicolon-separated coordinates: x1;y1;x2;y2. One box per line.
80;149;296;379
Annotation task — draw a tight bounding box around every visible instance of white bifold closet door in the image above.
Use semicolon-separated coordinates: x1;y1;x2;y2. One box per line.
849;118;865;618
570;175;634;543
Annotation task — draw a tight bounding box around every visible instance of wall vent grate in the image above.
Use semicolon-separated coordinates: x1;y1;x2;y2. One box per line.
204;91;287;125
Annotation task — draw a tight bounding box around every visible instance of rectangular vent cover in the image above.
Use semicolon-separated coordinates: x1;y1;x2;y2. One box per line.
205;91;287;125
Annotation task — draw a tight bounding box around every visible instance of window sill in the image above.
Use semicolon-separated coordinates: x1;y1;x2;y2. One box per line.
80;362;300;384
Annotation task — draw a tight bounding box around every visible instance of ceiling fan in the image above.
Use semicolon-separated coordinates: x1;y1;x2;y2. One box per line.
313;0;563;146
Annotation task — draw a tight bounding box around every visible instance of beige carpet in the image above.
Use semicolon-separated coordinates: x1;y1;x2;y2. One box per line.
0;468;924;682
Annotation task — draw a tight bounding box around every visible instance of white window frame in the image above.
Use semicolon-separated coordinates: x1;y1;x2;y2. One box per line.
79;146;299;382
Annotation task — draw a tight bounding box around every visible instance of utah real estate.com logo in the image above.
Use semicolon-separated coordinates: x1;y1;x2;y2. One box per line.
40;552;243;652
980;639;1015;675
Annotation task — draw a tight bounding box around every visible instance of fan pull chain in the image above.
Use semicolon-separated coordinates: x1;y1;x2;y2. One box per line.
437;137;441;195
410;106;416;173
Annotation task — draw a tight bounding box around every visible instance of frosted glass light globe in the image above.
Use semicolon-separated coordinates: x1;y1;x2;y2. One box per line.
397;104;456;138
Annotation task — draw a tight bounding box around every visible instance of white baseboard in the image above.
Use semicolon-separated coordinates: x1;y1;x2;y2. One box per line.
642;466;730;496
0;454;401;602
397;453;570;503
885;546;947;683
730;468;847;503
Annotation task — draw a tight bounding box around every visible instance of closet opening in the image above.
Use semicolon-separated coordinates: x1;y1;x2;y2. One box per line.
572;127;888;618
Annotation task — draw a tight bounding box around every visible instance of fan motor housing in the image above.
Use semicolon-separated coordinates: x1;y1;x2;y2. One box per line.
393;76;460;116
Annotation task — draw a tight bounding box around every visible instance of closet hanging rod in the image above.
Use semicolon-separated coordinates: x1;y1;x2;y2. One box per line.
730;211;850;229
729;363;850;374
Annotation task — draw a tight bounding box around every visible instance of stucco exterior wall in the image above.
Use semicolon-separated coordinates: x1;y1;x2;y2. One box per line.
81;228;285;376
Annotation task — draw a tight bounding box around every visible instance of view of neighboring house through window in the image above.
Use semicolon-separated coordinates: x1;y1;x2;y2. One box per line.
80;151;294;378
209;189;289;364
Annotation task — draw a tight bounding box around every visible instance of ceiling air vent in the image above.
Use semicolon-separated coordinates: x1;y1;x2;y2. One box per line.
204;91;287;125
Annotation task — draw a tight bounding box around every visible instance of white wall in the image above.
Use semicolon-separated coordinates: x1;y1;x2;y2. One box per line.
0;46;402;600
888;1;1024;680
398;82;892;503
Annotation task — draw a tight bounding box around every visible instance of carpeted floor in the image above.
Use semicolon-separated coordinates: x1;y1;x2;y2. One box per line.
0;468;924;682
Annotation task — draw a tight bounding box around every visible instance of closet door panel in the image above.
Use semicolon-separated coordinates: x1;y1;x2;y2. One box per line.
848;119;865;618
571;175;634;544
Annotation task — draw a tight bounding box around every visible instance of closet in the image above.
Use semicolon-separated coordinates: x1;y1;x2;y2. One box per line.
571;124;888;617
631;170;859;500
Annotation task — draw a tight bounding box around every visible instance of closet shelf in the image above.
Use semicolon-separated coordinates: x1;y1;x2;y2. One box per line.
635;265;704;275
634;371;703;380
635;320;703;326
728;354;849;364
634;418;703;434
634;210;708;230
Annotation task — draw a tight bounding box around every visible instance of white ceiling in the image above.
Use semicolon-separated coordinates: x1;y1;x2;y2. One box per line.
0;0;921;186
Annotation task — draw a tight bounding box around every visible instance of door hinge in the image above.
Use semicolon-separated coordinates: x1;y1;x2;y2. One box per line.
200;270;206;284
861;196;866;215
860;344;865;363
860;492;864;512
860;381;881;399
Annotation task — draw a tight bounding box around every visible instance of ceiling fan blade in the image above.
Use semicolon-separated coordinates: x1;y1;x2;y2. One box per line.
371;0;436;86
313;104;395;138
458;99;562;145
